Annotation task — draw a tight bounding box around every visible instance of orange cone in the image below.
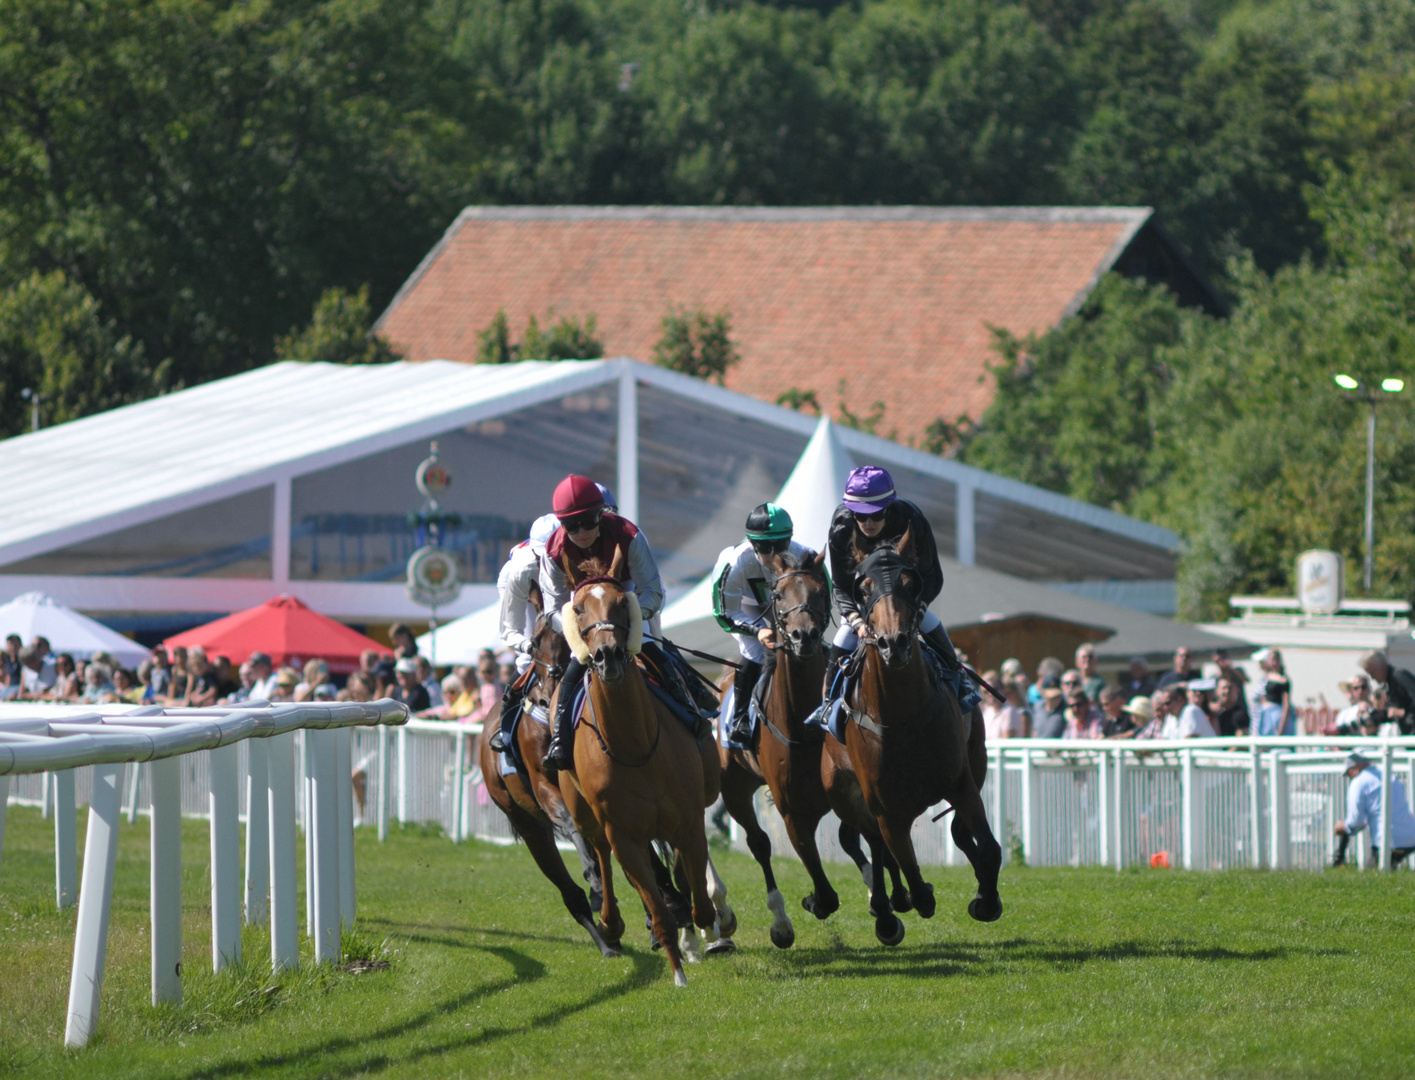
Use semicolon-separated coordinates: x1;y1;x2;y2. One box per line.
1150;851;1171;868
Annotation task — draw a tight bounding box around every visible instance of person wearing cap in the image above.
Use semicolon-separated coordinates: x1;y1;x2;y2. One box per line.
825;464;959;678
1166;679;1217;739
1333;752;1415;866
539;474;688;771
1116;695;1159;739
390;656;430;712
488;511;560;754
710;503;814;747
1359;650;1415;736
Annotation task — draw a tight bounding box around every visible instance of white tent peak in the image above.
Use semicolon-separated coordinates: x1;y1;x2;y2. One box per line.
773;415;855;555
0;591;148;668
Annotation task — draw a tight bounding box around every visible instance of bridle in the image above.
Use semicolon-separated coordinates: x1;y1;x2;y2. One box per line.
765;566;832;641
855;549;924;642
571;574;630;642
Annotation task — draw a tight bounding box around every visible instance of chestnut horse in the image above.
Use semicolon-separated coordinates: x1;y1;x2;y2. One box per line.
821;529;1001;946
555;552;724;986
475;604;618;956
718;548;858;948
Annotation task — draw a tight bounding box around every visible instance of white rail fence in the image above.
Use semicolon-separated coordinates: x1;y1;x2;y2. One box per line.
0;700;407;1048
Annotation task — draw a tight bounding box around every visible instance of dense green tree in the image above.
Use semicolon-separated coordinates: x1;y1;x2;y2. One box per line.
276;287;402;365
652;307;739;383
474;309;603;362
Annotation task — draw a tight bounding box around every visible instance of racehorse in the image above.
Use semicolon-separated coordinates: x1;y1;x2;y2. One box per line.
475;597;618;957
718;548;865;948
821;528;1001;946
554;550;725;986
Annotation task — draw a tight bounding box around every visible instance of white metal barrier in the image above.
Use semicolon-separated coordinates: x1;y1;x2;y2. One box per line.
0;700;407;1048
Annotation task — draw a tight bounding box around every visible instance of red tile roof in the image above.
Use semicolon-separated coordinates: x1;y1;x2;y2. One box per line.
377;207;1151;444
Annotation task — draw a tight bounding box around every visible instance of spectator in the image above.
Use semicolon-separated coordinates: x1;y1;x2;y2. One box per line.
1032;675;1066;738
1075;644;1106;702
223;660;258;704
47;653;80;702
1252;676;1294;736
360;648;393;697
313;682;337;702
1061;669;1103;739
167;646;191;702
985;677;1029;739
1155;647;1197;690
80;662;115;703
478;653;504;700
1211;649;1248;689
1333;752;1415;867
1;634;22;699
112;668;144;704
999;657;1027;701
1213;674;1251;736
390;657;430;711
146;648;173;700
388;622;418;660
19;642;57;698
1162;679;1217;739
270;667;300;701
500;659;517;687
1125;695;1165;740
244;652;276;701
212;654;239;699
1359;650;1415;736
419;674;467;720
1098;685;1133;737
416;655;443;707
185;647;221;707
295;658;333;702
1029;657;1064;707
344;671;375;702
1118;656;1156;700
1251;647;1292;721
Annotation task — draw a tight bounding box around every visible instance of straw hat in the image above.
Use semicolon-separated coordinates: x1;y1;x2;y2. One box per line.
1122;696;1155;722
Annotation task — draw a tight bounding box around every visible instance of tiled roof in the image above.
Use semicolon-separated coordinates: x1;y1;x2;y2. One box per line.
377;206;1153;444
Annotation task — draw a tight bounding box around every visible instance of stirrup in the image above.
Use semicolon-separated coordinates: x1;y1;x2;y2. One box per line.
489;731;507;753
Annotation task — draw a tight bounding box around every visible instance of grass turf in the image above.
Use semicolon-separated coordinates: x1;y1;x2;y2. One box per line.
0;802;1412;1078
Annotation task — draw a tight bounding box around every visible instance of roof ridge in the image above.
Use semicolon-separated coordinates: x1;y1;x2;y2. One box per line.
450;205;1153;225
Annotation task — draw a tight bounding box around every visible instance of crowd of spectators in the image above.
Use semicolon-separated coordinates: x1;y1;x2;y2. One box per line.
0;621;507;725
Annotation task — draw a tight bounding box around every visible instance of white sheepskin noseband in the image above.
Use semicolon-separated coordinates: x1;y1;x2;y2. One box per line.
561;588;643;662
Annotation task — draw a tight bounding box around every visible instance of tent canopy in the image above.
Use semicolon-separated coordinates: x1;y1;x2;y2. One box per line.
416;604;504;667
0;591;148;668
161;594;390;674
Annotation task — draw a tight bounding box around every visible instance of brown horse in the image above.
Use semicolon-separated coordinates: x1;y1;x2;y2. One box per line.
718;548;859;948
555;552;724;986
476;605;618;957
821;530;1001;946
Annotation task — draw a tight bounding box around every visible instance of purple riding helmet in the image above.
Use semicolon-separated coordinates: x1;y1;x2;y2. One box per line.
842;465;897;515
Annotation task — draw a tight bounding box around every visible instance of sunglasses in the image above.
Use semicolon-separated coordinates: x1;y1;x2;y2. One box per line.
561;511;602;533
751;538;789;555
853;509;887;523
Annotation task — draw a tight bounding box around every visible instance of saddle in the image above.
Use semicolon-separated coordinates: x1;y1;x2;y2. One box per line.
571;658;712;743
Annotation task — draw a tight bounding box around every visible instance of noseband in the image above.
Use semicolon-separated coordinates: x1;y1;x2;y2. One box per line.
572;575;630;641
767;567;831;629
855;549;923;637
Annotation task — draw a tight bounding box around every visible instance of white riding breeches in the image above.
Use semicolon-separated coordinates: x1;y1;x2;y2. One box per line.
734;633;767;665
833;608;941;650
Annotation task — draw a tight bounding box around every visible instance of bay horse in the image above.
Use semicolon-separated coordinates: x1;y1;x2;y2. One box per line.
554;550;724;986
718;548;859;948
475;599;618;956
821;528;1001;946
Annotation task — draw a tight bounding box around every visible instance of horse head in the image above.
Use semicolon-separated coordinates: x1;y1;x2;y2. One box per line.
763;548;830;659
856;533;924;670
527;609;570;711
562;548;642;685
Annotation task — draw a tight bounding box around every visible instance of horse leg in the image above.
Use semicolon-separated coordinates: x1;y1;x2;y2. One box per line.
953;786;1003;923
877;811;935;919
783;810;836;924
837;821;873;892
666;846;704;963
551;803;605;913
610;831;689;987
703;854;738;940
874;841;914;914
507;800;618;956
722;769;789;945
680;827;735;957
865;832;905;946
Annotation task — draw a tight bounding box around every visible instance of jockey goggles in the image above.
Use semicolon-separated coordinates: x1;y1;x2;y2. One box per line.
561;510;602;534
852;508;887;523
751;536;790;555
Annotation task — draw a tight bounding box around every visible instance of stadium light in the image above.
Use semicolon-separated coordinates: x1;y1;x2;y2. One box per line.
1335;374;1360;390
1382;378;1405;393
1335;374;1410;589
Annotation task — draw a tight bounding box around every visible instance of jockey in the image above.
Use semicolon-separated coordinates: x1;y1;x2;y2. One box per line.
540;474;671;771
826;464;961;678
711;503;813;746
487;511;559;755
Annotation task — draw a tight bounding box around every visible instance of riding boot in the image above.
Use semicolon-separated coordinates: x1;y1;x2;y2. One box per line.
1332;831;1351;868
488;674;529;753
921;623;962;672
728;658;762;746
543;656;586;772
823;643;850;698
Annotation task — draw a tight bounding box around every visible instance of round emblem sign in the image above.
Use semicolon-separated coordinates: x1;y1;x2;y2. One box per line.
1296;549;1344;615
416;455;451;499
406;545;462;607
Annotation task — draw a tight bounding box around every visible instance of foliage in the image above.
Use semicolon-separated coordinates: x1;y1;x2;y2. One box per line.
475;309;603;363
275;287;402;366
776;387;822;414
652;307;739;383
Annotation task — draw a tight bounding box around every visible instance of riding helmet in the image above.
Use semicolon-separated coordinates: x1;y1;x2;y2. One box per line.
842;465;897;514
745;502;793;542
552;474;605;519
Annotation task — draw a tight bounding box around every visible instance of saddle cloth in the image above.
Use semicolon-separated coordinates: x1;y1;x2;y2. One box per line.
499;701;549;777
805;638;979;742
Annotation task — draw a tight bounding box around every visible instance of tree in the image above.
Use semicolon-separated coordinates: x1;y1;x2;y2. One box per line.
276;287;401;365
652;308;740;384
475;310;603;363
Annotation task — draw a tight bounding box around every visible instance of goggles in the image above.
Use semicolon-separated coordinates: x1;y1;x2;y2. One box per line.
750;537;790;555
561;510;603;534
852;508;887;523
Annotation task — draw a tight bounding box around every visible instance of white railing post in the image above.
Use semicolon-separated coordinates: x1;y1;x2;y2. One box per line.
64;763;122;1048
336;727;355;927
245;738;269;925
54;768;77;909
377;723;390;842
1379;739;1395;871
125;763;142;824
309;729;341;963
267;731;299;973
303;733;315;935
1181;748;1194;870
209;743;242;971
1097;747;1110;867
1021;749;1038;864
453;729;466;843
41;769;50;820
990;745;1005;864
1268;752;1290;870
1249;741;1263;869
1114;747;1126;870
149;754;182;1005
397;726;409;824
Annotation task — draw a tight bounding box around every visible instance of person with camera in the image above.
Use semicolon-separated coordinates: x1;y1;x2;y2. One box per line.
1333;752;1415;867
1359;651;1415;736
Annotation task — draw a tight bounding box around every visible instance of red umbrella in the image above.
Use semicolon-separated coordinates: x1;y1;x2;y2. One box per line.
161;595;392;674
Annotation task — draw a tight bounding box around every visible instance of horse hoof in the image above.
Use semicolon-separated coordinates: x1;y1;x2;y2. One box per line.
968;894;1003;923
875;915;906;947
891;887;914;914
770;923;796;949
717;906;738;939
912;883;936;919
673;968;689;988
598;922;623;946
706;936;738;956
600;943;622;959
802;892;838;920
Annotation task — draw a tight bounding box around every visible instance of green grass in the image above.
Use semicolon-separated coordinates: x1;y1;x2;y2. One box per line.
1;803;1412;1078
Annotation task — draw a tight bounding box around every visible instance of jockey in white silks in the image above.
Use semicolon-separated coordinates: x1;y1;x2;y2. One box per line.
710;503;812;746
487;512;558;754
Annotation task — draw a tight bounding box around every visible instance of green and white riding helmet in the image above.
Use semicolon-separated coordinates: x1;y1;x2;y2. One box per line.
745;503;793;551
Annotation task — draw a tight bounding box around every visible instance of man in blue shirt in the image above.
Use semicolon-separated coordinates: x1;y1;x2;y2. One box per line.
1332;752;1415;866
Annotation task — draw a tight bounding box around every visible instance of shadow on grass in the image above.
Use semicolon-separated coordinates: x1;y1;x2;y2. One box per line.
156;944;662;1080
361;916;592;949
770;937;1346;980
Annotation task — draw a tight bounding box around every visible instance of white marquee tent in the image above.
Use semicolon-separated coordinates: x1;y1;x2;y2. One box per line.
0;592;149;668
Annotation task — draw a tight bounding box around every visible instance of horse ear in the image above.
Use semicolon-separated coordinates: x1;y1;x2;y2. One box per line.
812;549;827;573
527;580;544;615
894;525;913;559
608;543;626;581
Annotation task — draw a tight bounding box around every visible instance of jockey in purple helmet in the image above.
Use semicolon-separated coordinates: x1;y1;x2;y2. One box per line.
825;464;960;676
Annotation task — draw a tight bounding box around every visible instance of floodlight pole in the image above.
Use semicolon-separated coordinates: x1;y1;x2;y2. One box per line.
1365;403;1376;591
